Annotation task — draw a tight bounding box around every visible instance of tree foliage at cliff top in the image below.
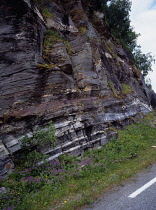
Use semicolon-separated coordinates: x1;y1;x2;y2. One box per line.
87;0;154;78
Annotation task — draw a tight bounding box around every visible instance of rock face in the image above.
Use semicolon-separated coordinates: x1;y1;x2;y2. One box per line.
149;91;156;109
0;0;153;175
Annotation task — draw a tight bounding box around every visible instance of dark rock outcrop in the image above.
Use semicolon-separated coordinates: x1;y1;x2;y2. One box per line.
149;91;156;109
0;0;153;175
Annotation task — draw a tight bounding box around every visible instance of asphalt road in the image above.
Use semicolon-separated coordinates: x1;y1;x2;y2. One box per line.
84;163;156;210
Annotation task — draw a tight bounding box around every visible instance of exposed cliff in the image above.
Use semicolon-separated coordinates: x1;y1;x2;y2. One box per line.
0;0;153;175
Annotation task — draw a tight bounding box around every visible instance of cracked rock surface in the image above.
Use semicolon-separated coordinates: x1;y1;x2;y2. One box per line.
0;0;153;175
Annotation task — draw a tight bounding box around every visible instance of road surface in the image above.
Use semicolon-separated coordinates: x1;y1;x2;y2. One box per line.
84;163;156;210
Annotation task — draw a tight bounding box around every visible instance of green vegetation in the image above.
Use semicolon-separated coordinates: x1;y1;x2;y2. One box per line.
19;121;56;168
1;112;156;210
105;41;117;60
36;0;154;81
122;83;134;94
145;77;152;90
108;81;120;99
105;0;154;79
43;29;75;57
79;27;87;33
22;122;56;149
41;8;53;18
43;29;63;49
86;0;137;50
133;46;155;77
37;63;57;69
64;41;75;55
107;81;134;99
43;29;64;62
0;122;56;210
106;0;138;50
86;0;154;80
35;0;154;80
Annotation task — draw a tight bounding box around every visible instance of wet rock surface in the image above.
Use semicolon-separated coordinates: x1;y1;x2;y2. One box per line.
0;0;153;175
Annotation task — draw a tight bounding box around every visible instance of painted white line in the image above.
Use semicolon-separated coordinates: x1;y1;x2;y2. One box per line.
128;177;156;198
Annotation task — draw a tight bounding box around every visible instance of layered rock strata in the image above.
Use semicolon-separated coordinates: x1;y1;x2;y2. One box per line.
0;0;152;175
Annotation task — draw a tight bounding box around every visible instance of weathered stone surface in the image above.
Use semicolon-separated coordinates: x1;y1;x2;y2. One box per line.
0;0;154;175
0;187;7;195
45;2;78;32
0;157;14;175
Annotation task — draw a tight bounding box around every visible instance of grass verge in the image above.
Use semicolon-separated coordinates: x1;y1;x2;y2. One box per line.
1;111;156;210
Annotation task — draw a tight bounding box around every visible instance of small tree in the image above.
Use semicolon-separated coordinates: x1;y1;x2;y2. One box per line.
105;0;138;50
133;46;155;77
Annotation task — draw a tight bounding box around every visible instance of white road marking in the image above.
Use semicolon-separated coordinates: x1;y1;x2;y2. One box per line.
128;177;156;198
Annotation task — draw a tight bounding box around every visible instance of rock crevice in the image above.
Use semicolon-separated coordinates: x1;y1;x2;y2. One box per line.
0;0;153;175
